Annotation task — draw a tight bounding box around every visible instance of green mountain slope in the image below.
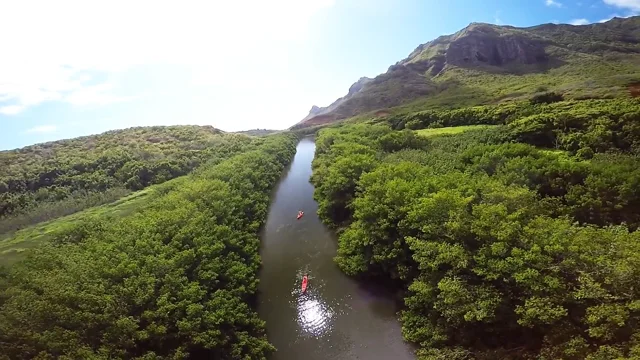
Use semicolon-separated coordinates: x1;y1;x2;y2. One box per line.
294;16;640;128
0;125;258;233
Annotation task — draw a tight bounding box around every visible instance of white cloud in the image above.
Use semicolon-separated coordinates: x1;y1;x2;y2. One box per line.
570;18;591;24
0;0;335;115
546;0;563;7
603;0;640;11
0;105;25;115
25;125;56;134
65;84;138;106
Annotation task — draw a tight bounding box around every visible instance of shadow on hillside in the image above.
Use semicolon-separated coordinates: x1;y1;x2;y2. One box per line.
456;55;568;76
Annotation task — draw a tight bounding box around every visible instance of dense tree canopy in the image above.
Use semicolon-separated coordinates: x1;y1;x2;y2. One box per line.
0;133;298;359
383;98;640;157
311;104;640;359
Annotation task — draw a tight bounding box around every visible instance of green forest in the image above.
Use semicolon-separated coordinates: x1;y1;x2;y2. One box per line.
311;97;640;359
0;132;298;359
0;126;259;234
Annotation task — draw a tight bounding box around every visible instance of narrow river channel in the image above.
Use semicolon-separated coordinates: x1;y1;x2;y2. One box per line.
258;137;415;360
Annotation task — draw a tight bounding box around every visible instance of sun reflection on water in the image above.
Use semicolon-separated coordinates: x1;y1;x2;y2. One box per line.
296;292;334;337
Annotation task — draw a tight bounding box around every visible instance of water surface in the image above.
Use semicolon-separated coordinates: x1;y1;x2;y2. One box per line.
258;137;415;360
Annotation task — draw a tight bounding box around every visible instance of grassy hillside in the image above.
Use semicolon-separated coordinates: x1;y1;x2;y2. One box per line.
415;125;494;137
294;16;640;128
0;125;259;234
0;177;189;266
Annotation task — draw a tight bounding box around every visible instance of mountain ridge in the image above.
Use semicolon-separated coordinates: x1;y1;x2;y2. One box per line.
293;16;640;129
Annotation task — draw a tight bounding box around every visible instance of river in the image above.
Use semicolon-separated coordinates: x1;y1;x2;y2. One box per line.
258;137;415;360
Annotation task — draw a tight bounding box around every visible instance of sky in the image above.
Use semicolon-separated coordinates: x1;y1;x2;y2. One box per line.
1;0;639;150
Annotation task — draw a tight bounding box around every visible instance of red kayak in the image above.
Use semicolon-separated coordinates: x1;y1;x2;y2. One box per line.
301;275;308;293
297;211;304;220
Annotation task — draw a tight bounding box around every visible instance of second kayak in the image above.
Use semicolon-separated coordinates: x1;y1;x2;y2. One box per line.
301;275;308;293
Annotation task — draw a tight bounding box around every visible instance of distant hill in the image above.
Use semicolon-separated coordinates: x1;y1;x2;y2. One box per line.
234;128;280;136
0;125;256;230
294;16;640;128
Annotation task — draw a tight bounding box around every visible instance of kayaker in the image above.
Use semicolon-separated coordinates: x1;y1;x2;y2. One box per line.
301;274;309;293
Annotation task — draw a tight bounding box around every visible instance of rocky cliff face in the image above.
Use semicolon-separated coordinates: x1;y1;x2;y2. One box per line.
446;30;548;66
347;77;372;95
307;105;322;116
400;24;549;68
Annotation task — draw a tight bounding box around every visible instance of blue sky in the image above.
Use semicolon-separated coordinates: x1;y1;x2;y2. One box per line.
1;0;638;150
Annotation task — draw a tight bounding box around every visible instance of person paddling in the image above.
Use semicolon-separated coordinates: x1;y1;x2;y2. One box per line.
301;274;309;293
297;210;304;219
